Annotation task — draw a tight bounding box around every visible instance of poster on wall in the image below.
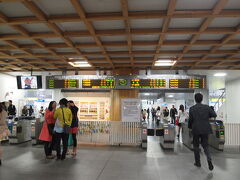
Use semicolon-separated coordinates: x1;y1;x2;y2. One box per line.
121;98;141;122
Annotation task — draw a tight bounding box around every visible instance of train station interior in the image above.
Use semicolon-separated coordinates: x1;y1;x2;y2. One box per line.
0;0;240;180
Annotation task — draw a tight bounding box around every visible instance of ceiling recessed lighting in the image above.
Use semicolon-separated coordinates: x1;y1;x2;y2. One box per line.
168;95;174;98
214;73;227;77
144;93;150;96
154;59;176;66
68;61;91;67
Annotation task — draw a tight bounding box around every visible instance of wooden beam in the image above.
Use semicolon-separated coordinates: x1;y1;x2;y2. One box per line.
153;0;177;66
175;0;229;69
121;0;134;66
70;0;113;67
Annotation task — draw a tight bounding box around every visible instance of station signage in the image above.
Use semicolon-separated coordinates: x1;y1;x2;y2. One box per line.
46;75;206;89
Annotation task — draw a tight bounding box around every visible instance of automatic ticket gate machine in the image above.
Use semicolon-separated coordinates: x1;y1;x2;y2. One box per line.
182;122;193;150
142;121;175;150
159;123;175;149
9;116;33;144
182;120;225;151
209;120;225;151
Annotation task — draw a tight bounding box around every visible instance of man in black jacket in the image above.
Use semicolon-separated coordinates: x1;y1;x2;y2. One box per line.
7;100;16;116
189;93;217;171
170;105;177;124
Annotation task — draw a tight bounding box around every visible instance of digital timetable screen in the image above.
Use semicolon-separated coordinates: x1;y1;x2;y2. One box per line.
82;79;115;88
169;79;205;89
47;79;79;89
131;79;166;88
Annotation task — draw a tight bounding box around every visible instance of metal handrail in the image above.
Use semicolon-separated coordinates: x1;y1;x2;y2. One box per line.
214;90;226;111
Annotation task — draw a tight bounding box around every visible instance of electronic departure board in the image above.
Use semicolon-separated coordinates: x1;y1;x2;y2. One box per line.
131;79;166;88
47;79;79;89
82;79;115;88
169;79;205;89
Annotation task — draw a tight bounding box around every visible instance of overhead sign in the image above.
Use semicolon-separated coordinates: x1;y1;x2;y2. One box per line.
82;79;115;88
169;79;205;89
46;75;206;89
47;79;79;89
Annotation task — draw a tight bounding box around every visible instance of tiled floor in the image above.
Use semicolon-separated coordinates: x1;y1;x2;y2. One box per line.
0;138;240;180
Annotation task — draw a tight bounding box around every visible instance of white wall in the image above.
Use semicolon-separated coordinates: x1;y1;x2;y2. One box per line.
225;78;240;123
0;73;24;109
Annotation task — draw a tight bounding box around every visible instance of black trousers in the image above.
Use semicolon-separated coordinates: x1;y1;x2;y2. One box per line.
44;141;53;156
193;134;212;163
171;116;176;124
55;132;69;159
72;133;77;147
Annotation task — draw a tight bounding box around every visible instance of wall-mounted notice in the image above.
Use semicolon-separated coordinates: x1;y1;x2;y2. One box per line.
121;98;141;122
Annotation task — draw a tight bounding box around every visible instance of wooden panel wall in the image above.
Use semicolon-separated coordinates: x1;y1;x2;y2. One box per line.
110;89;139;121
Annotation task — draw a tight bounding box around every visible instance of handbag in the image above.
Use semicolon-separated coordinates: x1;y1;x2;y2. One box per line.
62;108;71;134
47;123;55;136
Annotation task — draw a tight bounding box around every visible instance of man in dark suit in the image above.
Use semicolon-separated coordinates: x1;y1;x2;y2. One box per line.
189;93;217;171
170;105;177;124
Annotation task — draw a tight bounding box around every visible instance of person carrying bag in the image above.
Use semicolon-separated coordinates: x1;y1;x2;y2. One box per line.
54;98;72;160
39;101;57;159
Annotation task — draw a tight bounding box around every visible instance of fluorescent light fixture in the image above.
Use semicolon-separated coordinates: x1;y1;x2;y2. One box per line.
214;73;227;77
144;93;150;96
168;95;174;98
155;59;176;66
69;61;91;67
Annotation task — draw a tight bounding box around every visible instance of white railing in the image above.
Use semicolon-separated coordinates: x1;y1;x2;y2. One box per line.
225;123;240;146
110;122;141;145
78;121;142;146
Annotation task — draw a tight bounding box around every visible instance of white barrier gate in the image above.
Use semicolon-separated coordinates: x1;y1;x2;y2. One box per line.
78;121;141;146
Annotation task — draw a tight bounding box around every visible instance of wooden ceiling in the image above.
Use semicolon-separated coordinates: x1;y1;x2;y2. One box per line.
0;0;240;72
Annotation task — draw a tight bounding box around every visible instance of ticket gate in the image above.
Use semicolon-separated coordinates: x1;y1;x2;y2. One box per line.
141;122;148;149
182;120;225;151
182;122;193;150
159;123;175;149
209;120;225;151
9;117;32;144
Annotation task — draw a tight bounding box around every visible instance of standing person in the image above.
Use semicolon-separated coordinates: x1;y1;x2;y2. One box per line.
0;103;9;166
147;108;150;120
151;107;156;121
163;107;169;117
54;98;72;160
188;93;217;171
170;105;178;124
39;101;57;159
7;100;16;117
68;100;79;156
142;109;147;121
22;106;28;116
39;106;45;117
156;106;161;126
28;105;34;116
177;105;188;141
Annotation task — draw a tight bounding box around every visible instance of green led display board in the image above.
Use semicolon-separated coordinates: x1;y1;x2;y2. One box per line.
131;79;166;88
82;79;115;88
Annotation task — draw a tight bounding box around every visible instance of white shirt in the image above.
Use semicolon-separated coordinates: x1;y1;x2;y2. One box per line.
178;110;188;123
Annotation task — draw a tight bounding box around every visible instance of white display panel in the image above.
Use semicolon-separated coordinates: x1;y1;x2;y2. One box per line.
121;98;141;122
